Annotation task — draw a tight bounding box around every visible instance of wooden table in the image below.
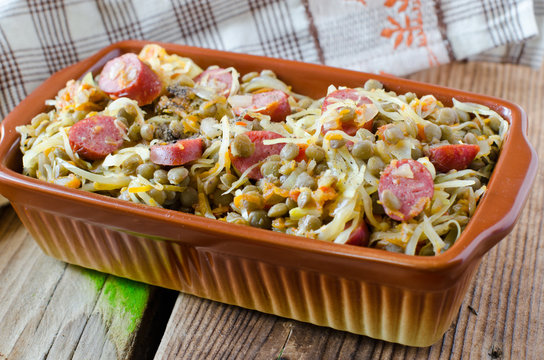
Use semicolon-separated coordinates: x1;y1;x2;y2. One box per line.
0;61;542;359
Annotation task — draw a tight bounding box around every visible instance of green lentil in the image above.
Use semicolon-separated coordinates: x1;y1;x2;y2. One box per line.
121;154;141;175
167;167;189;185
367;156;385;176
286;198;297;209
148;188;166;205
180;187;198;207
411;146;423;160
424;123;441;142
169;120;184;137
268;203;289;218
384;126;404;144
295;172;317;190
364;79;383;91
488;116;501;132
241;191;264;211
470;158;486;170
128;124;141;141
260;160;281;177
315;163;329;174
306;144;326;162
299;215;322;231
456;109;471;122
136;163;155;179
436;108;458;125
464;132;478;144
248;210;271;229
153;169;169;184
404;92;417;103
212;189;233;207
280;143;299;161
242;185;259;194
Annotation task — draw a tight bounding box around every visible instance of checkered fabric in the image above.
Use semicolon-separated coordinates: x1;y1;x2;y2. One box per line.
0;0;541;206
0;0;541;118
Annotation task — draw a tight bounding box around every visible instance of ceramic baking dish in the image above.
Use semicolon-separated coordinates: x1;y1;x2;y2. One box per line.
0;40;537;347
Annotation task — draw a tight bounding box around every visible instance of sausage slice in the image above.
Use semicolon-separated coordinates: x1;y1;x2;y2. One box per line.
345;221;370;246
194;67;235;97
98;53;162;106
378;159;434;222
321;88;373;135
68;115;126;160
233;90;291;122
428;144;480;173
150;138;204;166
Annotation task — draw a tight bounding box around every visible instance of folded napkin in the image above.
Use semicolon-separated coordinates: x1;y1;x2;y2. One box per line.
0;0;541;207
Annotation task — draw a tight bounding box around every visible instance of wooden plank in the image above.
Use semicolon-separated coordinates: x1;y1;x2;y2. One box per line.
0;206;176;360
155;61;544;359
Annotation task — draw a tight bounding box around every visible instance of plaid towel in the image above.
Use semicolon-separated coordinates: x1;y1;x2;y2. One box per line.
0;0;541;206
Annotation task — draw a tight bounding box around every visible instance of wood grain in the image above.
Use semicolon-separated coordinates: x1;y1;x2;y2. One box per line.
0;206;173;360
155;61;544;359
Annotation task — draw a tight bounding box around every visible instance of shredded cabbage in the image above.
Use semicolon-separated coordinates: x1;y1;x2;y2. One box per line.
15;44;508;257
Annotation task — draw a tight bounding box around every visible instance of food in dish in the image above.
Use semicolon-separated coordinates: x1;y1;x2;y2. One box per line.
16;44;508;255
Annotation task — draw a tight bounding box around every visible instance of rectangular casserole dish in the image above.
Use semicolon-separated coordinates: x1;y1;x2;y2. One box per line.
0;40;537;347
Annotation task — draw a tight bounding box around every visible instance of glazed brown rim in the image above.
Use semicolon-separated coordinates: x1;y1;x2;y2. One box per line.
0;40;538;278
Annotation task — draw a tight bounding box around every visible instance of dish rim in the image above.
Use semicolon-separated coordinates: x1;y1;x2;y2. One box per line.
0;40;538;280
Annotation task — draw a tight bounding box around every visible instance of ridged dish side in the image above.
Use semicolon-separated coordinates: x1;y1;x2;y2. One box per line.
12;203;478;346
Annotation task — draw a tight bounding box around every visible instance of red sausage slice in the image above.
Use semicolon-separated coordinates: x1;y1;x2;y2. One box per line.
233;90;291;122
194;67;234;97
428;144;480;173
321;88;373;135
378;159;434;222
345;221;370;246
98;53;162;106
322;88;371;111
150;138;203;166
68;115;126;160
231;131;285;180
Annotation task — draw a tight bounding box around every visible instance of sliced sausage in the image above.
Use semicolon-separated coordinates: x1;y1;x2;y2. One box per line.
345;221;370;246
68;115;126;160
150;138;203;166
321;88;373;135
231;131;285;179
194;67;234;97
233;90;291;122
378;159;434;222
428;144;480;173
98;53;162;106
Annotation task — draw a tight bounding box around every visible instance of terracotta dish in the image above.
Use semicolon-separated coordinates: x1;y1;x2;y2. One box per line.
0;40;537;346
